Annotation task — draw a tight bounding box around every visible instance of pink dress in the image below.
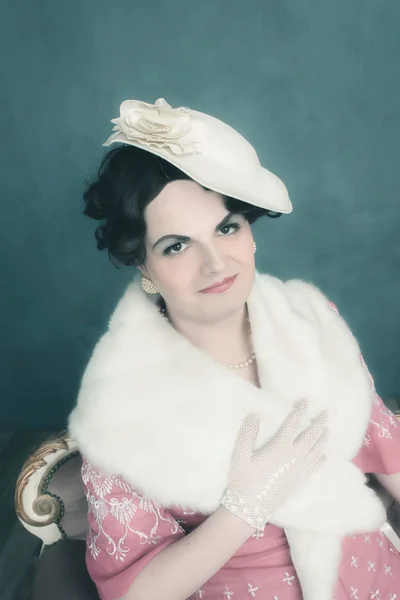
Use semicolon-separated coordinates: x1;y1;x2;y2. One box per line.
82;389;400;600
80;285;400;600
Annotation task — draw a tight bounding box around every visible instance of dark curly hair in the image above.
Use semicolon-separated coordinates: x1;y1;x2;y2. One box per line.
83;145;281;266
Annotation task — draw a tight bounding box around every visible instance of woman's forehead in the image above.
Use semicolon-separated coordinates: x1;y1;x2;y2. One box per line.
145;180;228;236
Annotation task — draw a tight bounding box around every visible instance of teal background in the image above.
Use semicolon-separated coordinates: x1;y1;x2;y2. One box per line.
1;0;399;427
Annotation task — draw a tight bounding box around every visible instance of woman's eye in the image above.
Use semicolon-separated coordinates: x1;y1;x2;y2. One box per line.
163;242;186;256
219;223;240;235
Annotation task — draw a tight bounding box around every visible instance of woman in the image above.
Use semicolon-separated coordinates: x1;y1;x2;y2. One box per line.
69;98;400;600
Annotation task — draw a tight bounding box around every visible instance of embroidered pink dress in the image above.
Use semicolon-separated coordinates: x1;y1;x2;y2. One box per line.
82;387;400;600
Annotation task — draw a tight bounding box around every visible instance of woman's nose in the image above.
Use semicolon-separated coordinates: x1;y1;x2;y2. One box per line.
199;244;226;275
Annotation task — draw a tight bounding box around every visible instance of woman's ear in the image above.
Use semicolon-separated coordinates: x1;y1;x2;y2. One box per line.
137;265;149;278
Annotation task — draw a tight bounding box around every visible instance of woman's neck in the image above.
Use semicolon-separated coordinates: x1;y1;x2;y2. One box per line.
164;303;254;367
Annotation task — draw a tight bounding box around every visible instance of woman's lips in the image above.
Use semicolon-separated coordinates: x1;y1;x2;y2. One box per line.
199;275;237;294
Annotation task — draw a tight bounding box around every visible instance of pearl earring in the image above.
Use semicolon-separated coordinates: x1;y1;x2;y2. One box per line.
253;242;257;254
141;276;158;295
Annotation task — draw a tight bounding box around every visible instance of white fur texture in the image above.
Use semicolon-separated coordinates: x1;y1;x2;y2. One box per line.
69;272;386;599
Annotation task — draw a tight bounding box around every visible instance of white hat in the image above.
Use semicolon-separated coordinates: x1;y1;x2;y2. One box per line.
103;98;292;214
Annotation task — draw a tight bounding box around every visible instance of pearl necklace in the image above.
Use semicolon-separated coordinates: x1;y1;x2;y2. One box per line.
160;308;256;370
224;352;256;369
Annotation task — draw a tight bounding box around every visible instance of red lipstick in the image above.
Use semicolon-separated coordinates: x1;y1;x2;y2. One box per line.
199;275;237;294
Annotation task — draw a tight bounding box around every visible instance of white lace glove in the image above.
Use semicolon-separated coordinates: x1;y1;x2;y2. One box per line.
221;399;328;530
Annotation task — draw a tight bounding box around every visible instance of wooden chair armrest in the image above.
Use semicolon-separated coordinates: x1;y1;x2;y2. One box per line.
15;432;79;545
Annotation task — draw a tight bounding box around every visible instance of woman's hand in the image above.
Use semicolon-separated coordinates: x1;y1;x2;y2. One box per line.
221;399;329;530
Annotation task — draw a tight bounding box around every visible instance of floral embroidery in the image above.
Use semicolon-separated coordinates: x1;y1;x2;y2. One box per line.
369;418;392;440
281;571;296;586
363;433;372;448
82;459;183;561
247;583;258;597
374;393;399;428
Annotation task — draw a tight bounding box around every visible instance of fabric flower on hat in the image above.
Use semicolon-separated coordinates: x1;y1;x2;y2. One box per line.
107;98;207;155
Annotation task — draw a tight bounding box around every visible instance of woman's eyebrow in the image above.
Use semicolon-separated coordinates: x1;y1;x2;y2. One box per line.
152;233;190;250
152;213;234;250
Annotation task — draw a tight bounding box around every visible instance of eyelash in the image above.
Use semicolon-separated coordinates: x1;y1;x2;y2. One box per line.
162;223;241;256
